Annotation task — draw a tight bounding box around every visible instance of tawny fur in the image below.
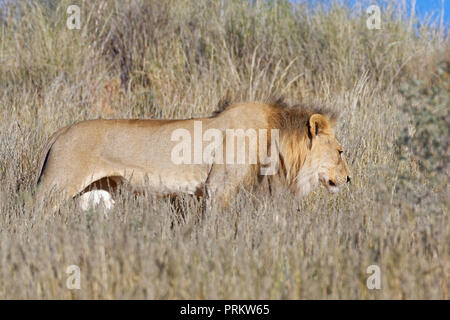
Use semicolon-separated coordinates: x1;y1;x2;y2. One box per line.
35;99;351;210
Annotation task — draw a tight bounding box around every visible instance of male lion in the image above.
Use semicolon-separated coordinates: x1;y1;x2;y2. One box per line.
35;99;351;210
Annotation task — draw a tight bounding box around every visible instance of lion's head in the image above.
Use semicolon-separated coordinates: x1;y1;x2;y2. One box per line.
307;114;351;194
272;102;351;197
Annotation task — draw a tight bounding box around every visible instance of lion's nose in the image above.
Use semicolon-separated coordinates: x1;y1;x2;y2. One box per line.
347;176;351;183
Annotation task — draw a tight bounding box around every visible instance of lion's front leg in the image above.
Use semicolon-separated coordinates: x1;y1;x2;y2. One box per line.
204;162;254;210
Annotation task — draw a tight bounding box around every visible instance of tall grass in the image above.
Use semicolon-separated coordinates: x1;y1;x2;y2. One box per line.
0;0;448;299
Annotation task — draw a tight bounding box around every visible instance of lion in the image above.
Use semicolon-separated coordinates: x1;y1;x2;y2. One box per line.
35;99;351;211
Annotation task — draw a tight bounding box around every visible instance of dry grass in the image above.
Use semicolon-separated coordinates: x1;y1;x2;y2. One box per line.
0;0;448;299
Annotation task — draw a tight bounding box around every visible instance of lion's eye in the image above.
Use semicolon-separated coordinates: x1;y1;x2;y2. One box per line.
338;150;343;157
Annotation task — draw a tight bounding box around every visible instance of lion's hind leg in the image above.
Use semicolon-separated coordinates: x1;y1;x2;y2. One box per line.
35;167;88;213
36;165;123;213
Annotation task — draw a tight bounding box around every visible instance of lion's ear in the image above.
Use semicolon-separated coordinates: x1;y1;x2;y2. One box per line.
308;114;329;139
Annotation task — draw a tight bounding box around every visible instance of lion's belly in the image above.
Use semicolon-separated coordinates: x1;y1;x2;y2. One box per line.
136;169;204;196
102;163;207;197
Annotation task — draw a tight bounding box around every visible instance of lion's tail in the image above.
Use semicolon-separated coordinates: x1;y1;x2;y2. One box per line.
35;124;72;185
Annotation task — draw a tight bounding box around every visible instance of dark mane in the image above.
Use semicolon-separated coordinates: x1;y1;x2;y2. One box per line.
211;95;233;117
269;99;339;131
211;96;339;129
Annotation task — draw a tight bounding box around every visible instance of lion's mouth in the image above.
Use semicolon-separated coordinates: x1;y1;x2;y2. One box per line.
319;176;339;194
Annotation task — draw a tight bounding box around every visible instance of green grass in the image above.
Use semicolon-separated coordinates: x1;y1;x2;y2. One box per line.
0;0;448;299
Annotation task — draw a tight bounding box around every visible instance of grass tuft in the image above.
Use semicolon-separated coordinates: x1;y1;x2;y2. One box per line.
0;0;448;299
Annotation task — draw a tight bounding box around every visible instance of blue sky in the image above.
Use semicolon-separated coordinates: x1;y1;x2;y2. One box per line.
413;0;448;24
1;0;449;26
301;0;449;25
